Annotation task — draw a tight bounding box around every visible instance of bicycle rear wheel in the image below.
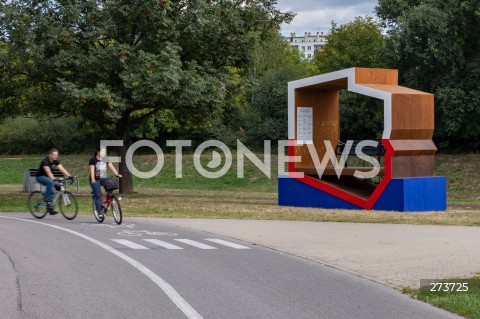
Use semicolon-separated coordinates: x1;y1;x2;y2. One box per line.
111;195;122;225
92;197;105;223
59;191;78;220
28;191;48;219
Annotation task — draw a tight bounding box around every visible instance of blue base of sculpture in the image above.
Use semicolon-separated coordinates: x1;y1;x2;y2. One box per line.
278;175;446;212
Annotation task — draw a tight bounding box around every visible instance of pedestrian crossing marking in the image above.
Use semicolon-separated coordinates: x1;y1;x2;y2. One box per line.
205;238;250;249
174;239;217;249
112;239;149;250
144;239;183;250
111;238;251;251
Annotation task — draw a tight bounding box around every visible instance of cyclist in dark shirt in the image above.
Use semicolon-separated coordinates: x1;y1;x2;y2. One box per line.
89;147;122;218
36;148;72;213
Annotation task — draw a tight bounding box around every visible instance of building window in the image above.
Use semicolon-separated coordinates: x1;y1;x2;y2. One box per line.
308;54;312;58
307;46;311;50
301;46;305;51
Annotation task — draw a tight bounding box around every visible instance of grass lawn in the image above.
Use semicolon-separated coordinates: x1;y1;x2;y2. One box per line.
0;153;479;225
404;277;480;319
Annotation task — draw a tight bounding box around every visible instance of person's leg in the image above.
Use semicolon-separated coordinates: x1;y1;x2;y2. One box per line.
36;176;56;214
90;180;103;212
36;176;54;202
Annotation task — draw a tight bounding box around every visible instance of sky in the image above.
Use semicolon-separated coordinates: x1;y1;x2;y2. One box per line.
277;0;378;36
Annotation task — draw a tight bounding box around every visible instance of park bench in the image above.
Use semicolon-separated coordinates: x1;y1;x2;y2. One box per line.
297;140;385;177
23;168;79;193
335;140;385;167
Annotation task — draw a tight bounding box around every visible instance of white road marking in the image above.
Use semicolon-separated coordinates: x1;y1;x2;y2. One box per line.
174;239;217;250
81;223;135;228
112;239;149;250
204;238;250;249
117;230;178;237
0;216;203;319
144;239;183;250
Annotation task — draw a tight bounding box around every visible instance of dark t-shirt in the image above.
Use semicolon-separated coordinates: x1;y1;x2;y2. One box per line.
89;156;110;181
36;157;60;177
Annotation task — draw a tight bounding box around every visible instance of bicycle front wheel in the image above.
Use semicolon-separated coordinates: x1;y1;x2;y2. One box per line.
111;195;122;225
59;191;78;220
28;191;48;219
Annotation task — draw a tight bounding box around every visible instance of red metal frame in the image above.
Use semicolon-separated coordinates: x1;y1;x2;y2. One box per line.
287;138;394;210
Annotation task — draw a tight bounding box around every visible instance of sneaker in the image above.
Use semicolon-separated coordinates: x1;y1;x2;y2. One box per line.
94;209;104;219
49;210;59;215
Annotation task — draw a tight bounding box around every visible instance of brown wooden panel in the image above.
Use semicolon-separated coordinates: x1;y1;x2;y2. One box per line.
355;68;398;85
390;93;434;139
295;89;339;169
392;155;435;178
390;129;434;140
302;78;348;91
389;140;437;156
360;84;427;94
317;175;378;200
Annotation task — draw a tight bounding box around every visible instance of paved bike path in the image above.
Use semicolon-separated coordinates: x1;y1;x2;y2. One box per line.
0;213;462;319
155;218;480;289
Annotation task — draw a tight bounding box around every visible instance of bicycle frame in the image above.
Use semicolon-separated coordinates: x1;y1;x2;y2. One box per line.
51;185;73;207
35;179;71;208
99;189;114;209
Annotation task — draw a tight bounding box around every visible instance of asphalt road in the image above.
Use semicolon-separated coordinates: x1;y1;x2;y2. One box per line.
0;213;460;319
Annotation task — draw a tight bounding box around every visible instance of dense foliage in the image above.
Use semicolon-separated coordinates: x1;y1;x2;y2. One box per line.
376;0;480;150
1;0;479;181
0;116;101;154
314;17;385;73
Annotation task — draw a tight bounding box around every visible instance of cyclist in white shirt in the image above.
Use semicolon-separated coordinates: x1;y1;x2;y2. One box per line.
89;147;122;217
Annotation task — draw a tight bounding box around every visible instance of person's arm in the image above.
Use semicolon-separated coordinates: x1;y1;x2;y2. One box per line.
57;164;71;177
90;165;96;183
108;162;122;177
43;166;55;180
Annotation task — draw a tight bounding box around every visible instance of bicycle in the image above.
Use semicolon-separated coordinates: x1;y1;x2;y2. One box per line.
28;176;79;220
92;176;122;225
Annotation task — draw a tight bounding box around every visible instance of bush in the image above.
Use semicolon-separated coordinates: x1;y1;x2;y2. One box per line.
0;117;97;154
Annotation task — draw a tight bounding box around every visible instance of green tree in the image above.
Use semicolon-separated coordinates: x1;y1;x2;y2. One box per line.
246;42;313;147
249;29;317;80
247;64;308;146
376;0;480;150
175;30;316;149
313;16;385;74
0;0;293;192
375;0;421;28
0;40;27;121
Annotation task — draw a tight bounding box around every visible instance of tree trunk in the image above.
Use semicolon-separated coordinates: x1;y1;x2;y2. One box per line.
117;121;135;194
